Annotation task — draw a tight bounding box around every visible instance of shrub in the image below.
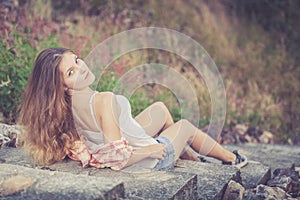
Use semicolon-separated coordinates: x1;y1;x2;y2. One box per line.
0;33;58;123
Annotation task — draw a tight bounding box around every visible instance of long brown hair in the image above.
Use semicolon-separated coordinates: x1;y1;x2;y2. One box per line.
18;48;80;165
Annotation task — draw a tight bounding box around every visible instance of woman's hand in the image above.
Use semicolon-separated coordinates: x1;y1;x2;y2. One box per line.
145;144;167;160
124;143;166;168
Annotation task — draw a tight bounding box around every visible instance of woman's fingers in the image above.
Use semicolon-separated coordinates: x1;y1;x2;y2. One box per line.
148;144;167;160
158;144;167;160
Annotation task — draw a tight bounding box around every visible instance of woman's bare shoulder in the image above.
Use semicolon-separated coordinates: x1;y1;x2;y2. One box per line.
94;91;116;107
97;91;115;97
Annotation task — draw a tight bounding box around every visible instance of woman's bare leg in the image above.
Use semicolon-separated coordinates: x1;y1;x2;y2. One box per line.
135;102;200;161
159;119;236;162
134;102;173;137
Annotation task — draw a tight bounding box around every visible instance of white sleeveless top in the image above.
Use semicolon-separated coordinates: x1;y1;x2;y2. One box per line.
71;89;159;170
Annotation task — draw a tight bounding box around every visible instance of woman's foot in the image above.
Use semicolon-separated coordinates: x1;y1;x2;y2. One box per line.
222;150;248;168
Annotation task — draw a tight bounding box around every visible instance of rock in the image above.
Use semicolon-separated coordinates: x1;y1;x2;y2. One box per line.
240;161;271;189
50;160;199;199
0;164;125;199
268;175;293;192
0;112;5;123
0;147;34;168
221;134;237;144
288;138;294;145
173;160;241;200
4;133;17;147
272;166;299;181
290;180;300;198
0;123;20;148
223;180;244;200
235;124;248;136
246;127;261;139
230;119;238;128
267;166;300;198
49;160;199;199
0;147;198;199
243;184;294;200
1;143;300;199
90;168;198;199
244;134;253;143
0;175;34;196
259;131;274;144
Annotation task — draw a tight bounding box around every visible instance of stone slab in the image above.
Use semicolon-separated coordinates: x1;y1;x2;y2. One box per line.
50;162;198;199
43;164;198;200
0;147;33;167
1;145;289;199
240;161;271;189
0;147;198;199
0;163;124;200
93;170;198;199
172;159;241;200
0;147;89;174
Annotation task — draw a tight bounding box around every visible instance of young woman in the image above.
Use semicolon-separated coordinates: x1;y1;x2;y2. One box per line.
18;48;247;171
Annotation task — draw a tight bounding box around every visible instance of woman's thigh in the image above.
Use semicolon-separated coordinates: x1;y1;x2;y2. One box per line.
159;119;195;160
134;102;168;137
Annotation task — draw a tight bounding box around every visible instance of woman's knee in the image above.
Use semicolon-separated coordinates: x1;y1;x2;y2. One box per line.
153;101;167;111
177;119;190;127
151;102;168;117
176;119;194;135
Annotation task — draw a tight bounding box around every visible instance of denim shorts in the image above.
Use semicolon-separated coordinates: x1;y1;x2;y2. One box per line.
154;136;175;170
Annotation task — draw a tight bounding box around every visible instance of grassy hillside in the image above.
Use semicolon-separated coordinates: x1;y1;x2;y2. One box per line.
0;0;299;143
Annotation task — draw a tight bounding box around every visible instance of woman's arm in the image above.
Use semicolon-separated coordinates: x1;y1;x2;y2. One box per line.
94;92;166;167
124;143;166;168
94;92;122;143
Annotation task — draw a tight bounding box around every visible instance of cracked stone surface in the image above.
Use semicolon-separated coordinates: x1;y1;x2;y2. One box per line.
239;161;271;189
1;143;298;199
0;148;198;199
172;159;241;200
0;164;124;200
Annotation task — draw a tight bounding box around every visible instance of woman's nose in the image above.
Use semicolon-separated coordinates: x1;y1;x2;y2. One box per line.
79;67;86;74
76;63;85;73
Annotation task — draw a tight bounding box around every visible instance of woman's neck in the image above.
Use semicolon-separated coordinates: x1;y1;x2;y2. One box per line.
70;87;94;95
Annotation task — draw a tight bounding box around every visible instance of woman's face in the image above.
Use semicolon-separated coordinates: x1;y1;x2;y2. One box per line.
59;52;95;90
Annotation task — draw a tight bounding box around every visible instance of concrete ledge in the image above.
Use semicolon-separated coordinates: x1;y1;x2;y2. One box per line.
1;145;293;200
51;162;198;199
172;159;241;200
37;159;198;199
119;171;197;199
0;147;198;199
0;164;124;200
0;147;33;167
240;161;271;189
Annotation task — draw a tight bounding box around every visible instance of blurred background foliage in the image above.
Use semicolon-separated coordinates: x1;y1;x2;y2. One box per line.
0;0;299;143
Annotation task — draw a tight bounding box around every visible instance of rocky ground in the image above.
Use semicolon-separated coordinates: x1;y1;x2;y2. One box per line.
0;122;300;199
220;121;300;145
220;144;300;199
